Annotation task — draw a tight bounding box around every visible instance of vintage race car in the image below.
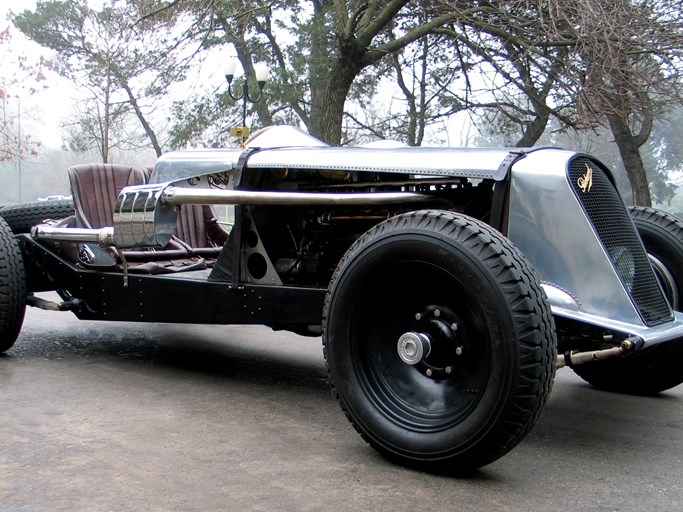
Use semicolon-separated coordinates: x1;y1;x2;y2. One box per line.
1;125;682;470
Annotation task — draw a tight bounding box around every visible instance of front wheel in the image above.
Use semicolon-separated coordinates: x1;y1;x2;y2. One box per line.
323;210;556;470
572;207;683;394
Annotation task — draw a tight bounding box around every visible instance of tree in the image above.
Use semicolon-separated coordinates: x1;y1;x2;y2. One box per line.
508;0;683;206
345;13;467;146
164;0;463;145
431;0;683;205
434;1;577;148
13;0;194;161
0;26;50;162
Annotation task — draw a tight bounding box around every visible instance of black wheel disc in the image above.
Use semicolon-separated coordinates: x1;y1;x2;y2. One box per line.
351;260;490;433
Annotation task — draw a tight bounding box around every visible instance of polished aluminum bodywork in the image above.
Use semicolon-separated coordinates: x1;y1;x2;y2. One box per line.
151;144;515;185
505;149;683;345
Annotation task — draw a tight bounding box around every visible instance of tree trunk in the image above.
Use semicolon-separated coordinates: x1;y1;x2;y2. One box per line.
606;114;652;206
515;111;550;148
312;64;358;145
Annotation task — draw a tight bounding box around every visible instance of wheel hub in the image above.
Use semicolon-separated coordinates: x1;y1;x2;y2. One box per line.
396;306;463;379
397;332;431;365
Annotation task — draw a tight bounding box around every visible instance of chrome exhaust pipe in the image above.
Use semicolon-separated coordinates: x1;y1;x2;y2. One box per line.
31;225;116;246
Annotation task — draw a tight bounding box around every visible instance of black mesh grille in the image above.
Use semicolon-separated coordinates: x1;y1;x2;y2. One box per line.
568;157;672;326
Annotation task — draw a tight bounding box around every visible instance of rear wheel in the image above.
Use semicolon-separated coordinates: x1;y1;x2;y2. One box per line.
0;199;74;234
323;210;556;470
572;207;683;394
0;216;26;353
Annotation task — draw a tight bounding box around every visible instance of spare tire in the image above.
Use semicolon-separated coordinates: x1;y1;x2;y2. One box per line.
0;199;74;234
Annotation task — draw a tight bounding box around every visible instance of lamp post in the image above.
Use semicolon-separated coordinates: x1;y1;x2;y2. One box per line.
224;59;269;146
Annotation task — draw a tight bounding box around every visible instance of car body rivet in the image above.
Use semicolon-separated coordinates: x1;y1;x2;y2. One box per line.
456;346;463;356
426;369;433;377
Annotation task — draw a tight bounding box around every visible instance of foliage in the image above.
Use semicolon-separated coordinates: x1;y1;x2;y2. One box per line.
164;0;465;144
12;0;194;161
8;0;683;206
436;0;683;205
0;26;50;162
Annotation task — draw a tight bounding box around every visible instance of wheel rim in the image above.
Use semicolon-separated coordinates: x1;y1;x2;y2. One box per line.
348;260;492;433
648;254;679;310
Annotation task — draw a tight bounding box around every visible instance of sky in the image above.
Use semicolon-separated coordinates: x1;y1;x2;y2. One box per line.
2;0;75;148
1;0;240;152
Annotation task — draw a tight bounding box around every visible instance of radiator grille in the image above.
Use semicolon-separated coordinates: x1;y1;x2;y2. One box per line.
568;157;672;326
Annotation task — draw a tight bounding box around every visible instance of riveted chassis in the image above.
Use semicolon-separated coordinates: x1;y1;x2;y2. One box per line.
19;233;326;329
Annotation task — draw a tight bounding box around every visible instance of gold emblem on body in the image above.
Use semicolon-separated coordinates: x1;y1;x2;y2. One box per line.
577;164;593;193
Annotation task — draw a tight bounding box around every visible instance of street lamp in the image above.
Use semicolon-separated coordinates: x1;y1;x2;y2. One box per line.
224;58;269;146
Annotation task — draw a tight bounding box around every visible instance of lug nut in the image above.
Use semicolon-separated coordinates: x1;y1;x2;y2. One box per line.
415;313;422;321
426;369;433;377
455;346;463;356
451;323;458;332
434;309;441;318
445;366;453;374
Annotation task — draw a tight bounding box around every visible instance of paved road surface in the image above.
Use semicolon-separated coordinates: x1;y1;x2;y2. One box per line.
1;299;682;511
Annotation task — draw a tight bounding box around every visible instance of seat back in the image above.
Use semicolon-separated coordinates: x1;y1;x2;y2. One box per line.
68;163;146;229
175;204;230;249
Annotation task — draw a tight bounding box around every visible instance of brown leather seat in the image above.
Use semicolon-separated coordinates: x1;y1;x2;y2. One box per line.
67;163;205;272
175;205;230;257
68;163;147;229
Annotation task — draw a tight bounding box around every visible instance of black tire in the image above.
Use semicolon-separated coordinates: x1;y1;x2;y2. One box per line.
0;199;74;234
572;207;683;394
323;210;556;470
0;216;26;353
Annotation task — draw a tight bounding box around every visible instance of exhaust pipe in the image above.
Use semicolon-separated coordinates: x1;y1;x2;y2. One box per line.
32;225;115;246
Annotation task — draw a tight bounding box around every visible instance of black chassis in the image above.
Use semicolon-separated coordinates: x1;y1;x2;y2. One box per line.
19;231;326;330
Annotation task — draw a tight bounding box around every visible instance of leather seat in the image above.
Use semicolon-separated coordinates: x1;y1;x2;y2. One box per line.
67;163;202;272
68;163;147;229
175;205;230;257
